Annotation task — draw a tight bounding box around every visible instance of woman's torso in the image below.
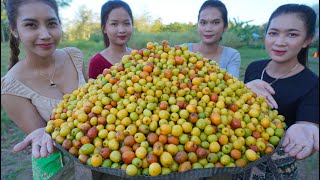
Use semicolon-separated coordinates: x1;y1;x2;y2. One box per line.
1;47;86;121
244;59;319;126
88;53;113;79
186;43;240;78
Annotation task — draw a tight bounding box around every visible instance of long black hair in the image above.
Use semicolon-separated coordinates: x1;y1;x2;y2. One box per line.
5;0;60;70
265;4;316;66
100;0;133;48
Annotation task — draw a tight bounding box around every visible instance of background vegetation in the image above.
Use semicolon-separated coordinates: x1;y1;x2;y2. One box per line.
1;1;319;179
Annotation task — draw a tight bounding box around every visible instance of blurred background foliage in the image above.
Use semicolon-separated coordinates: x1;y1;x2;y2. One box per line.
1;1;318;50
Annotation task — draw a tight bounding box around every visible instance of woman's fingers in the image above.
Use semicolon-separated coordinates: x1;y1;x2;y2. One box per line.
266;95;278;109
12;135;32;153
32;144;41;159
288;144;303;157
296;146;313;160
284;143;295;153
47;140;54;154
265;98;274;109
40;133;55;157
281;135;290;147
263;82;275;95
40;140;49;158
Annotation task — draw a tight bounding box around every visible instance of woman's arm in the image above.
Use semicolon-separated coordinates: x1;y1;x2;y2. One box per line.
1;94;55;158
1;94;46;134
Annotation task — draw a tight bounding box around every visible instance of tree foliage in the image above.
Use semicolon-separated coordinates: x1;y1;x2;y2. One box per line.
134;12;196;33
63;5;100;41
57;0;72;7
227;18;264;46
1;2;9;42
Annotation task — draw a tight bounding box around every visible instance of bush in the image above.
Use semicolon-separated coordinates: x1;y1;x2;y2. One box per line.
89;31;103;43
59;40;103;50
221;31;243;49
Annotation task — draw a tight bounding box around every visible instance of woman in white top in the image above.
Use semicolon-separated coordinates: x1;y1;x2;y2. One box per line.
185;0;241;79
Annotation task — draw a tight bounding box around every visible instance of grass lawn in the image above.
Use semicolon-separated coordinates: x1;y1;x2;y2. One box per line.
1;42;319;179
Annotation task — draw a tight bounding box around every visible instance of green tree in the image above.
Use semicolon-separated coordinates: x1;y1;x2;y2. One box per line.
134;12;152;32
161;22;195;32
57;0;72;7
64;5;100;40
227;18;262;46
150;18;163;32
1;2;8;42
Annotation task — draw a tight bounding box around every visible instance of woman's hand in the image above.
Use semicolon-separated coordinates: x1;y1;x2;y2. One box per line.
12;127;55;159
245;79;278;109
281;123;319;160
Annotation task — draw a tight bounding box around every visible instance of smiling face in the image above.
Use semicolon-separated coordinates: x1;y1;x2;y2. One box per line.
14;1;62;58
265;13;312;64
197;7;227;45
104;7;133;47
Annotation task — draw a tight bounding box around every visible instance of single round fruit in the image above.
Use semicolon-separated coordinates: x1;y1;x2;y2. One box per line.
126;164;138;176
245;149;258;161
149;163;161;176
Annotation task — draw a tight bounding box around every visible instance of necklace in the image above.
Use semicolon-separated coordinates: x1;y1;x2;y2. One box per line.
260;63;299;85
26;57;57;87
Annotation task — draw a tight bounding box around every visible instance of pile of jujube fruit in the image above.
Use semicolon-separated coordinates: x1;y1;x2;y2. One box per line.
46;40;286;176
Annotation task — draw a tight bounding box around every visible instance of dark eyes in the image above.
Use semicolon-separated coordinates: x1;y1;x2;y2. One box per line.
25;21;58;28
110;22;131;26
199;21;220;25
25;23;37;28
288;33;298;37
48;21;58;26
268;32;277;36
268;31;299;37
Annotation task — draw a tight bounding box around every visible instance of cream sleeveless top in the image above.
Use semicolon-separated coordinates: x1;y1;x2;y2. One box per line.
1;47;87;121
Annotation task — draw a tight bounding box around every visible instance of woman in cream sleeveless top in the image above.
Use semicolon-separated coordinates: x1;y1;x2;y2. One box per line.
1;47;92;180
2;47;86;120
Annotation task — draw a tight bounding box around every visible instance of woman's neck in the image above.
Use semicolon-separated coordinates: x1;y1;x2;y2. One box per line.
25;53;55;69
104;44;129;64
108;43;128;54
267;58;303;77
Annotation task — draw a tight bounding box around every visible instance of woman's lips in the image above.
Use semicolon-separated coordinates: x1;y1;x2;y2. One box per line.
204;35;214;39
118;36;127;40
273;50;286;56
37;43;53;49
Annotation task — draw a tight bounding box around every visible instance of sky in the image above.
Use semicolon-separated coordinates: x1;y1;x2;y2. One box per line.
60;0;318;26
